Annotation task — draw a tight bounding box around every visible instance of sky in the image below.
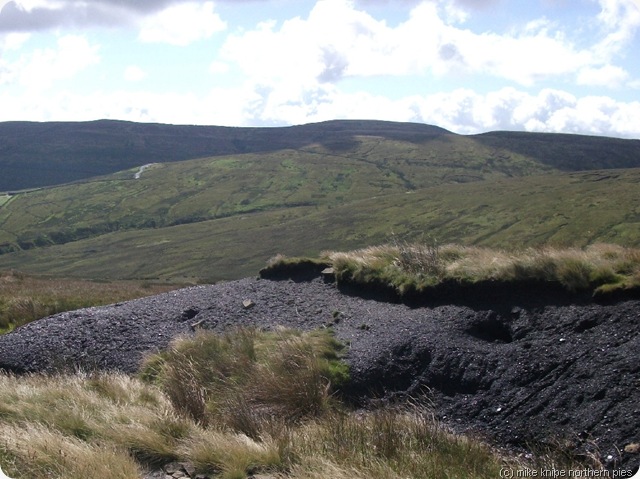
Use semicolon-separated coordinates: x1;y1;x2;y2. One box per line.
0;0;639;138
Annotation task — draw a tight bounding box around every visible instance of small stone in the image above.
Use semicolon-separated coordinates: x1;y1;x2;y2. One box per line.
321;267;335;283
164;462;182;475
190;319;205;330
624;443;640;454
182;463;196;476
172;472;186;478
242;299;255;309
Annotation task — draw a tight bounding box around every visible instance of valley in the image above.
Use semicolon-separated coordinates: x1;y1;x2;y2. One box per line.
0;120;639;282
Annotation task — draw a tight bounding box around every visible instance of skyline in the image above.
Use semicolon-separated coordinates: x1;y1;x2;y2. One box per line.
0;0;639;138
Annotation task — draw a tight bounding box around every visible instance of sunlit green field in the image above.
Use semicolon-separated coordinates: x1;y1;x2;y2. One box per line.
0;168;637;282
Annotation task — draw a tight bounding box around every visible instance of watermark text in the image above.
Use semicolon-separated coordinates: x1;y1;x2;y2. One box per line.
499;467;637;479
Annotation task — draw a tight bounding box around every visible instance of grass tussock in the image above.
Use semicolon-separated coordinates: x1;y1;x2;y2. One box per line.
0;270;178;332
286;406;506;479
320;242;640;296
0;328;593;479
140;328;349;433
0;371;186;478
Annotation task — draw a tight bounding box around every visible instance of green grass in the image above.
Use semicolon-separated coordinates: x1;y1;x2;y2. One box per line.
0;270;180;332
0;327;593;479
0;135;555;251
140;328;349;430
0;169;639;282
1;121;639;284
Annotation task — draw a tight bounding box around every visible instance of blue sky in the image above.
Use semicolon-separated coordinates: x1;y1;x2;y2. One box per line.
0;0;639;138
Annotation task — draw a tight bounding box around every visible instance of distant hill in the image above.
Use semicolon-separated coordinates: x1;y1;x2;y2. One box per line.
1;119;640;191
0;119;449;191
0;119;639;282
473;130;640;171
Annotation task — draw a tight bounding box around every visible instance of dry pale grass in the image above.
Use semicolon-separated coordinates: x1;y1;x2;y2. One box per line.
180;428;283;478
322;242;640;294
326;245;398;271
0;372;191;478
0;423;141;479
280;406;506;479
141;328;348;434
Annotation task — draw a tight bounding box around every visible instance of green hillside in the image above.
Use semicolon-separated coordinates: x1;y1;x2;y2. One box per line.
0;134;555;254
2;119;640;191
0;119;449;190
0;168;637;283
1;120;638;282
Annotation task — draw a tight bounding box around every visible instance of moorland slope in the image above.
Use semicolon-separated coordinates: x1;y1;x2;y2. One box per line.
0;120;639;282
0;119;449;191
0;168;639;282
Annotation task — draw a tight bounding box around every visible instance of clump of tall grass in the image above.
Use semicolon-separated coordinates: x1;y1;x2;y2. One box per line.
283;405;508;479
0;371;189;478
320;242;640;296
140;328;349;435
0;369;509;479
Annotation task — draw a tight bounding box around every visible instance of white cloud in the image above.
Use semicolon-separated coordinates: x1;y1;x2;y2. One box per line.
594;0;640;57
0;31;30;49
410;87;640;138
123;65;146;82
138;1;226;46
0;0;235;32
1;80;639;139
218;0;622;92
0;0;639;140
457;24;592;86
209;60;229;74
577;64;629;87
0;34;99;91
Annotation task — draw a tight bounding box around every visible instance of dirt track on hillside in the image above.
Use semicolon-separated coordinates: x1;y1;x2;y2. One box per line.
0;275;638;470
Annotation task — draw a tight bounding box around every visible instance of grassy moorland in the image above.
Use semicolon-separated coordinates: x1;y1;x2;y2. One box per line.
0;328;588;479
0;270;179;333
0;134;554;252
2;119;639;191
0;120;638;283
0;120;452;191
0;168;638;282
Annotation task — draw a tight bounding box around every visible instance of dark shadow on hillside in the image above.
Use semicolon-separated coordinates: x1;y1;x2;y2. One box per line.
473;131;640;171
259;259;332;283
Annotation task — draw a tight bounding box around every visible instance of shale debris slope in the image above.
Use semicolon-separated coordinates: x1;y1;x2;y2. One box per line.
0;275;638;470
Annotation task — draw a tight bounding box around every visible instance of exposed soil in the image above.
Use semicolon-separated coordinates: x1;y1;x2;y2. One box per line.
0;272;638;471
